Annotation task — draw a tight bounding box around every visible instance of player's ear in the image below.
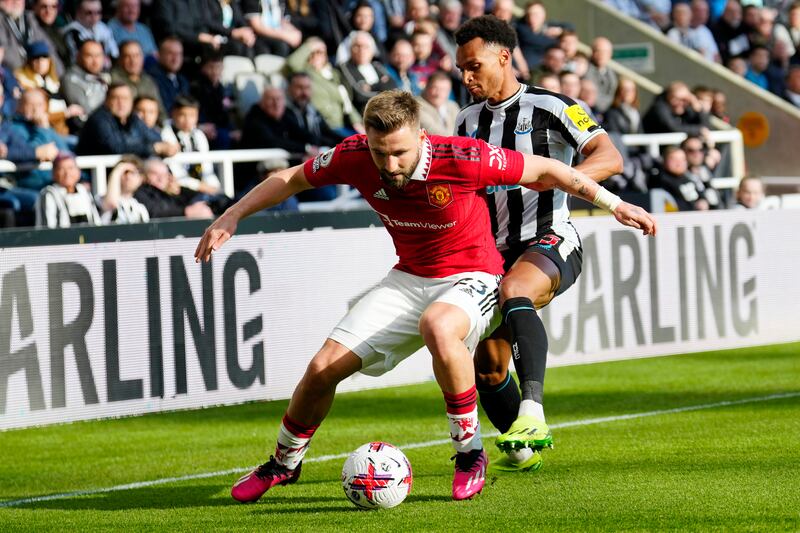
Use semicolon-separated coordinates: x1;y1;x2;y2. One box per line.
499;48;511;66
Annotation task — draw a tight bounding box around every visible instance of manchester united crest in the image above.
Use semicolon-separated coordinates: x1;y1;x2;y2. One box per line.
427;183;453;208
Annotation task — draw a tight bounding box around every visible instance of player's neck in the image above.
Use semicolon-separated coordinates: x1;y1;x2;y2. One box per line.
487;79;522;106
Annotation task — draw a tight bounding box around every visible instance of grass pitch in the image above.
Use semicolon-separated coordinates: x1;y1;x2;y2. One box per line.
1;343;799;532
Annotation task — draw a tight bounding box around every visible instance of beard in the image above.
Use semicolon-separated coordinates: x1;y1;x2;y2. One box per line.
378;148;421;190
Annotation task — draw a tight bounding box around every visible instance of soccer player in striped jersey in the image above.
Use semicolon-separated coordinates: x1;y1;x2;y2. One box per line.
454;15;626;472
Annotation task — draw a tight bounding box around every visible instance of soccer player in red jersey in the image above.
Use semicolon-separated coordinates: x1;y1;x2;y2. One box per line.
195;90;655;502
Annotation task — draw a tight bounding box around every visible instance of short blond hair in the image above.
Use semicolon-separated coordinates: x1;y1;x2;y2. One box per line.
363;90;420;133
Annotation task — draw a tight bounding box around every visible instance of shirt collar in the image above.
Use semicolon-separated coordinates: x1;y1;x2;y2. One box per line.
409;134;432;181
486;83;525;111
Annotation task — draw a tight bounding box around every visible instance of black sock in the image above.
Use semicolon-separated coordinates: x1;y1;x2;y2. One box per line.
502;297;548;404
477;372;521;433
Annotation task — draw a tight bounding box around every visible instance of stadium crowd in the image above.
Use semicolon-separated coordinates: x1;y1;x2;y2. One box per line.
0;0;782;229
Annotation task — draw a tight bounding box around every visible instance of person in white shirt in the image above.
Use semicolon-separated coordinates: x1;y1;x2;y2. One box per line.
160;95;221;196
101;156;150;224
35;152;102;228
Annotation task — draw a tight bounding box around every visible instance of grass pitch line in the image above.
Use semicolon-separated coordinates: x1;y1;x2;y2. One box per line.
1;390;797;509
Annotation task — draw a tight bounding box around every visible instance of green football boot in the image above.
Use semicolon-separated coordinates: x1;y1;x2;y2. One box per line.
492;449;543;473
495;415;553;452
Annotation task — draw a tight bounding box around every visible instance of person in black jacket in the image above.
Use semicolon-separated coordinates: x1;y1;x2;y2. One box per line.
145;37;192;116
76;82;179;158
339;31;398;113
190;51;237;149
643;81;712;137
283;72;344;151
651;146;714;211
134;157;214;219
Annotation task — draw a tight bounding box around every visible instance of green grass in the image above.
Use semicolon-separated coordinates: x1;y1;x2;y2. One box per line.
1;343;799;532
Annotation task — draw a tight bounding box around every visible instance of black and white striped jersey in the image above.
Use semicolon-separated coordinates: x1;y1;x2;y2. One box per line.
455;84;606;252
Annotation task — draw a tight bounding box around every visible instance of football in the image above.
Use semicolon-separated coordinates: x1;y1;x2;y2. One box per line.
341;442;413;510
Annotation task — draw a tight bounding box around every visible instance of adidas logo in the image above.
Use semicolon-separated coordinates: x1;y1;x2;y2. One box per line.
373;188;389;200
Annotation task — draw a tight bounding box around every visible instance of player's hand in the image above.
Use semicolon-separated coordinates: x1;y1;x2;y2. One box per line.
194;212;239;263
613;202;657;236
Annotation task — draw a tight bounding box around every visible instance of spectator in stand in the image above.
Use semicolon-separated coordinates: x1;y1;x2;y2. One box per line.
111;40;163;113
336;2;388;65
435;0;462;66
785;65;800;106
559;30;581;72
11;88;71;191
711;89;731;122
202;0;258;58
734;175;765;209
340;31;398;113
745;44;786;94
416;70;459;136
108;0;157;59
0;0;63;74
516;1;561;68
579;77;601;118
712;0;750;62
754;7;795;58
689;0;721;63
558;71;581;100
584;37;618;114
409;27;442;88
788;2;800;57
242;0;302;57
134;157;214;219
282;0;325;45
643;81;711;137
681;135;721;208
651;146;713;211
284;72;345;153
14;41;82;135
146;37;191;118
693;85;715;115
241;86;308;157
134;94;162;134
726;54;748;75
535;72;561;92
0;44;22;116
35;152;102;227
32;0;69;68
528;44;566;83
190;51;236;150
462;0;486;20
603;78;643;134
668;3;710;60
150;0;211;62
61;39;110;119
62;0;119;64
639;0;672;30
403;0;432;35
160;95;221;196
386;37;423;95
77;82;179;158
489;0;531;81
101;155;150;223
0;82;58;224
286;37;364;136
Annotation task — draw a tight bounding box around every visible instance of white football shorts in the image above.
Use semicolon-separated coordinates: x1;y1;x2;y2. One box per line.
329;269;502;376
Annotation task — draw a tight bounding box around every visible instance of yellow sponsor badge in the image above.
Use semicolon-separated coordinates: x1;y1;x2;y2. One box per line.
565;104;597;132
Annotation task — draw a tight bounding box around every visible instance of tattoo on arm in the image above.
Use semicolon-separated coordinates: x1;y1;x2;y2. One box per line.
571;169;589;198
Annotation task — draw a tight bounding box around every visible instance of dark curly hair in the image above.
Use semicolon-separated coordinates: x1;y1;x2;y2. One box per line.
454;15;518;50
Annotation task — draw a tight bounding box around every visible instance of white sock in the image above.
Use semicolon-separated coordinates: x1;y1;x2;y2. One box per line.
274;415;318;470
506;447;534;464
447;406;483;453
518;399;545;421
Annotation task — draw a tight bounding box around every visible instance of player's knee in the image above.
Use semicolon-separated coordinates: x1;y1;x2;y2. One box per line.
419;305;469;356
499;278;553;307
475;368;506;388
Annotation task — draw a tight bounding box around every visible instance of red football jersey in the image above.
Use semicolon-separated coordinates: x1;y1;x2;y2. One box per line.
303;134;525;278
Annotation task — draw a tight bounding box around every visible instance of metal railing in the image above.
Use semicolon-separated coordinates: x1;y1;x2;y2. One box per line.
621;128;746;191
0;148;291;198
0;131;744;213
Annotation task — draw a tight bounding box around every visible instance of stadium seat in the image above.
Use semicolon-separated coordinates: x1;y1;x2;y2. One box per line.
234;72;268;117
222;55;255;87
255;56;287;88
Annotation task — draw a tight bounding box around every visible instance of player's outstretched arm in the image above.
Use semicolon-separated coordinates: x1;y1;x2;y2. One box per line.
194;164;312;263
518;153;657;236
